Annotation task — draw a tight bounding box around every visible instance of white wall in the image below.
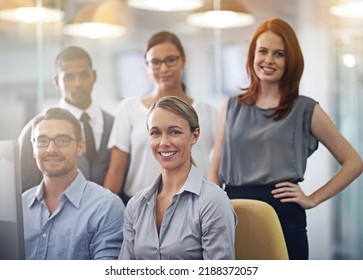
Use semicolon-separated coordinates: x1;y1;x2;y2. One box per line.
297;0;336;259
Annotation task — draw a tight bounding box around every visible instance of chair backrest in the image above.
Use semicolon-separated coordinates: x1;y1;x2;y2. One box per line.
232;199;289;260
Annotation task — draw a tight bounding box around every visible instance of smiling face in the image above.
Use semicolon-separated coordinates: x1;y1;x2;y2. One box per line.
145;42;185;92
147;107;199;173
32;119;85;179
253;31;286;85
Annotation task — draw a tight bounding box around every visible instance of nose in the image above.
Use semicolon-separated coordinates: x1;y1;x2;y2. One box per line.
73;75;83;87
265;53;274;64
45;139;58;152
159;133;171;146
159;61;169;71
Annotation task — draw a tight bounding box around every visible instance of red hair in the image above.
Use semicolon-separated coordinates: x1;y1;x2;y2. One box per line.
238;18;304;120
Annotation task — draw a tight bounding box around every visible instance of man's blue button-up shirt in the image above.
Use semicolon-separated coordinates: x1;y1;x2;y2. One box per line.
22;171;125;260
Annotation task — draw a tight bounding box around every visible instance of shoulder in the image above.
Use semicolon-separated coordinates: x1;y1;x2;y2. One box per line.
192;101;218;124
193;100;217;112
126;181;157;211
294;95;318;107
197;178;236;226
199;178;232;208
225;95;246;117
85;181;124;208
115;97;144;117
123;188;148;218
128;184;154;205
18;113;42;142
227;95;242;108
119;97;142;108
22;185;39;208
22;186;36;199
292;96;319;121
113;97;145;124
100;109;114;122
18;121;32;146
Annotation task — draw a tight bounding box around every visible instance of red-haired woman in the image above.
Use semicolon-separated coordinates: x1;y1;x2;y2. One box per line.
208;18;362;260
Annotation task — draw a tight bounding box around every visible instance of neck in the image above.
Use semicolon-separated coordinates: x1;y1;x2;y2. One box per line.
256;83;281;108
160;163;191;196
43;169;78;198
152;85;185;97
64;98;91;111
143;89;192;109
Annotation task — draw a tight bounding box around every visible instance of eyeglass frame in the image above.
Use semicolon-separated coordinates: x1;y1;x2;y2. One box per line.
146;55;181;70
32;135;79;148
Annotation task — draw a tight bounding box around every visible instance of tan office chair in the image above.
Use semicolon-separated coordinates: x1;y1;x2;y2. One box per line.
232;199;289;260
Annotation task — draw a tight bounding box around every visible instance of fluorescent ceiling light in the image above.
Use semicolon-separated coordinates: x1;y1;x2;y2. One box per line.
329;1;363;18
187;10;255;28
0;7;63;23
343;53;356;68
128;0;203;11
64;0;127;39
64;22;126;39
186;0;255;29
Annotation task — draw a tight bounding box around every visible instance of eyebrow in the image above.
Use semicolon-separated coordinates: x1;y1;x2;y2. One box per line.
257;46;285;52
149;125;182;130
148;54;180;60
35;133;72;138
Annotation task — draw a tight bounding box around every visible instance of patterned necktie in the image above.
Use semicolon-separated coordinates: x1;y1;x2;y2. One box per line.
80;113;96;163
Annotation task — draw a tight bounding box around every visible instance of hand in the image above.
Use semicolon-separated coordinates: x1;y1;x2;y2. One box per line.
271;182;316;209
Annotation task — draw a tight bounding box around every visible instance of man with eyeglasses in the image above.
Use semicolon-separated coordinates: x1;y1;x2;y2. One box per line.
22;107;124;260
18;46;114;192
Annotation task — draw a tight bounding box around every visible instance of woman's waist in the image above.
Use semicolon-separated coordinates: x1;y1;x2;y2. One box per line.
223;177;302;188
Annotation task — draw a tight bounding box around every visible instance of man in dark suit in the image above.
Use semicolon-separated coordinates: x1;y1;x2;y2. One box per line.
18;46;114;191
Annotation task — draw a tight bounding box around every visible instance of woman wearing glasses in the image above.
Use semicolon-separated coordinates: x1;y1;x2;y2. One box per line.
104;31;217;204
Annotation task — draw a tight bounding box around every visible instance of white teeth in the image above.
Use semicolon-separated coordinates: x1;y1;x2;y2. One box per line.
262;66;274;72
160;151;176;157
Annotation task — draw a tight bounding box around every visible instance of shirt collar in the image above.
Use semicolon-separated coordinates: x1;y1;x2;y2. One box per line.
177;165;203;196
28;181;45;208
28;171;87;209
142;165;204;203
62;171;87;208
59;99;98;121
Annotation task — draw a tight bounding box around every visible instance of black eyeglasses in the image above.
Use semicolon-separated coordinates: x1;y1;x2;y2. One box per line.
147;55;180;70
32;135;78;148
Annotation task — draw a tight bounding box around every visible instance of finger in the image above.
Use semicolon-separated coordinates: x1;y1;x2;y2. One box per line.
275;182;296;188
271;186;293;194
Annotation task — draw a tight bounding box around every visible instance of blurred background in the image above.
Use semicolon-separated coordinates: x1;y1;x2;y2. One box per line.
0;0;362;259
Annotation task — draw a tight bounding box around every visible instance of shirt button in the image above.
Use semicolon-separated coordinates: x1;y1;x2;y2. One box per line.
42;233;47;238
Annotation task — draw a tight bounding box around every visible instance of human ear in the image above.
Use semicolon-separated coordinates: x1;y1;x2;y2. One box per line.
77;140;86;157
191;128;200;145
52;75;59;88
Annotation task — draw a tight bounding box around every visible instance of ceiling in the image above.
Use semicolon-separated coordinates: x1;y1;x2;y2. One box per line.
0;0;299;50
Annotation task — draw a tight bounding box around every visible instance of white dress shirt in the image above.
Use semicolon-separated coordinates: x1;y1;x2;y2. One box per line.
59;100;104;151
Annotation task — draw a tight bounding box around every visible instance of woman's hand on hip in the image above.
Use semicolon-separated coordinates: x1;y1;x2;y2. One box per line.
271;182;316;209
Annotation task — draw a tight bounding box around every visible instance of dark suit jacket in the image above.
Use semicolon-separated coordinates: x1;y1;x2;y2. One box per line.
18;110;114;192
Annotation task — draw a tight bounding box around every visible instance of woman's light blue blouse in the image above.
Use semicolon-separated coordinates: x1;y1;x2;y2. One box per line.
119;166;236;260
220;95;318;186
